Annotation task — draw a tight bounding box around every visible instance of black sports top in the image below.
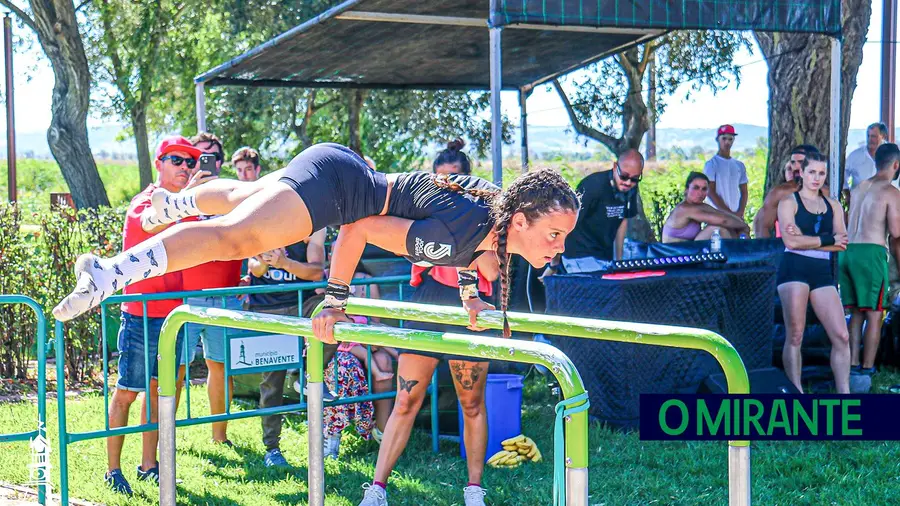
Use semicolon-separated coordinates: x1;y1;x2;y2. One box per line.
792;191;833;237
388;172;497;267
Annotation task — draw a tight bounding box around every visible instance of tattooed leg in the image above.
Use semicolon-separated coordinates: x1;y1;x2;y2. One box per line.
371;353;439;483
451;360;489;485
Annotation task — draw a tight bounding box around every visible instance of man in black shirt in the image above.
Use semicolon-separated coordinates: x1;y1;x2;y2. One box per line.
249;229;326;467
552;149;644;273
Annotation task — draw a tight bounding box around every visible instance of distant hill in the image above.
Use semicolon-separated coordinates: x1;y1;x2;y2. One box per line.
0;122;881;160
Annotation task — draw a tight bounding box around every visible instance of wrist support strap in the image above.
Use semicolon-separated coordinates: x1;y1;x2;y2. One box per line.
324;278;350;310
819;235;835;247
458;269;479;300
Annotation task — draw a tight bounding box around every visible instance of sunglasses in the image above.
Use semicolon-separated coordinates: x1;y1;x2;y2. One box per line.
616;163;642;184
160;155;197;169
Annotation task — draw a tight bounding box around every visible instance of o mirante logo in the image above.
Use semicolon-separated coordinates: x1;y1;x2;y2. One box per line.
640;394;900;441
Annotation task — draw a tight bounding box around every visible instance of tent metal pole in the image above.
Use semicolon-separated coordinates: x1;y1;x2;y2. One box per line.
829;37;841;199
490;24;503;186
195;82;207;133
520;88;529;172
881;0;897;142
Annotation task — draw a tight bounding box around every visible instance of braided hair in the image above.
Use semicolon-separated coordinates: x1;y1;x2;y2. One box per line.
433;169;580;336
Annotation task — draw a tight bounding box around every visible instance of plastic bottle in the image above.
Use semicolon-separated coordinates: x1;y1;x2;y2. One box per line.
710;228;721;253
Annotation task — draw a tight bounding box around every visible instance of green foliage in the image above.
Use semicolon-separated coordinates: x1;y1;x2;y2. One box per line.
555;30;752;152
0;200;125;382
0;159;141;218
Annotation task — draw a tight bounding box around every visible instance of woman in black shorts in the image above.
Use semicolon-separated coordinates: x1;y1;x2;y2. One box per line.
53;142;580;504
776;152;850;393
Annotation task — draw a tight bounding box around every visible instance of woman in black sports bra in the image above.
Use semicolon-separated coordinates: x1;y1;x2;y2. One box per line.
776;152;850;394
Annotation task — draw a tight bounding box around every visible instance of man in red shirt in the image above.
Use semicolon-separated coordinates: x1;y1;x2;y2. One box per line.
179;132;244;445
104;136;202;495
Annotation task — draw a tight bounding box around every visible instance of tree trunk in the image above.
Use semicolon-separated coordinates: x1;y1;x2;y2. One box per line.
131;104;153;189
29;0;109;208
347;90;365;155
755;0;870;195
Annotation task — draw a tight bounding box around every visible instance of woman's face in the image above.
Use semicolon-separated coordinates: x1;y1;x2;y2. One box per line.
435;162;464;175
685;178;709;204
803;160;828;191
508;209;578;267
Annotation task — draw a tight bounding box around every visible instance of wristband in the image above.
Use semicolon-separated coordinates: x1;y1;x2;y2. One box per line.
819;235;835;247
458;269;479;300
324;279;350;310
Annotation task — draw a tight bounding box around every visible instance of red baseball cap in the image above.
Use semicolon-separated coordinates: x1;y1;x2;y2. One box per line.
155;135;202;161
717;125;737;137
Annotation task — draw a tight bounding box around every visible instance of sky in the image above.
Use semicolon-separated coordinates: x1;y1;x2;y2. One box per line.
0;0;895;137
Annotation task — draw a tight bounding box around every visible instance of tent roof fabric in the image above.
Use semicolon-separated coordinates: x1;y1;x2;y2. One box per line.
196;0;840;90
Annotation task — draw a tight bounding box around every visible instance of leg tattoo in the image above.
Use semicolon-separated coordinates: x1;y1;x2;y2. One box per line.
451;362;481;391
398;376;419;394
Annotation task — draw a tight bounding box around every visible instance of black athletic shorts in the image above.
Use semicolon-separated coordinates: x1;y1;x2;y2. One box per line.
278;143;388;232
777;252;835;291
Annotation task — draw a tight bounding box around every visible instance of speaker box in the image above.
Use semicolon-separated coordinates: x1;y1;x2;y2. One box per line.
698;367;800;394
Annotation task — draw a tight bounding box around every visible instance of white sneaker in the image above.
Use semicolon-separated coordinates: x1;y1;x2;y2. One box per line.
324;433;341;459
463;485;486;506
372;428;383;444
358;483;388;506
295;380;336;401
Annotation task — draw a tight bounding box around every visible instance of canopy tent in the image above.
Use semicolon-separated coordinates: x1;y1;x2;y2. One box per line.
196;0;843;190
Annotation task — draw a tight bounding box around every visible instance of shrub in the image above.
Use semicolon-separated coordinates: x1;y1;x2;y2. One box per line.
0;201;125;383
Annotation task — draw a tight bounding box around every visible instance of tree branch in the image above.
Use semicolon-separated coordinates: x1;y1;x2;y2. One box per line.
0;0;36;33
552;79;620;152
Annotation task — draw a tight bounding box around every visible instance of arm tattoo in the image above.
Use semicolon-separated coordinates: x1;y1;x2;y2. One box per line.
398;376;419;393
451;362;482;391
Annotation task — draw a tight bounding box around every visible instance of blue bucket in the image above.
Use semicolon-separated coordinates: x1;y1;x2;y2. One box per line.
459;373;524;461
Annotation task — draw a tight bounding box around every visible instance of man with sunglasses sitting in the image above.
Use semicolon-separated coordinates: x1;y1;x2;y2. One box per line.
103;136;201;495
546;149;644;274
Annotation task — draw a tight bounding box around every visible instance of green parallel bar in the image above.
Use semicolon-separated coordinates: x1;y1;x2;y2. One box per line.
156;305;587;417
0;295;49;505
335;298;752;453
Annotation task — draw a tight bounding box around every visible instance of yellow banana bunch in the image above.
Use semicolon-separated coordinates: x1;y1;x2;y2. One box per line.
488;434;542;468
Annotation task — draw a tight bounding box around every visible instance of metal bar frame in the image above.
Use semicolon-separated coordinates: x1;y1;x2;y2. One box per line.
195;82;207;132
0;296;48;504
520;87;530;172
156;305;590;506
334;297;752;505
334;11;657;35
829;37;842;199
881;0;897;142
489;18;503;187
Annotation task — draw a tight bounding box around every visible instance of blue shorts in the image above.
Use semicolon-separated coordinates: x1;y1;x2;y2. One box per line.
183;296;244;365
116;313;184;392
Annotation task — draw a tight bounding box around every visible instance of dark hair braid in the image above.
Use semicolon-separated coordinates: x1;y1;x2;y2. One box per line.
432;174;500;204
433;168;579;336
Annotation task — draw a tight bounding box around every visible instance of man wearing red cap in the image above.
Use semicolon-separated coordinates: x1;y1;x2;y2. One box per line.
704;125;749;222
103;136;201;495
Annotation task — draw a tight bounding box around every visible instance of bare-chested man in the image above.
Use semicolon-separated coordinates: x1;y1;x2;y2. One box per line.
839;143;900;375
754;145;829;238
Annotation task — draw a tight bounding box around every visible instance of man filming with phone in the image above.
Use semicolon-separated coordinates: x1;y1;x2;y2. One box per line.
175;132;244;446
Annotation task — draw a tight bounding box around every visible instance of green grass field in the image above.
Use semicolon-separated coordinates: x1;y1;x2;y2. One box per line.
2;372;900;506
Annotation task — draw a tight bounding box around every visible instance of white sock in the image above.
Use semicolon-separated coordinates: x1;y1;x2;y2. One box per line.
150;188;202;225
52;239;169;321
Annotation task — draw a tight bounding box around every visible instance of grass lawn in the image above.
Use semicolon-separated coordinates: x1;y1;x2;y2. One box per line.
2;371;900;506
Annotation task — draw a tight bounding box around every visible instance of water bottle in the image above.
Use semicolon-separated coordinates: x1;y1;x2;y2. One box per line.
710;228;721;253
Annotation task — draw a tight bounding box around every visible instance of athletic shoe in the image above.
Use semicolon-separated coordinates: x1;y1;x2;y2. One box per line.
372;427;383;444
463;485;487;506
324;433;342;459
264;448;289;468
358;483;388;506
136;462;160;484
104;469;133;496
